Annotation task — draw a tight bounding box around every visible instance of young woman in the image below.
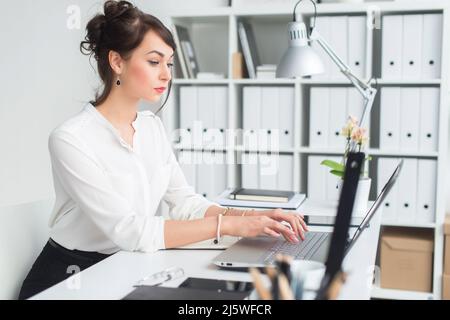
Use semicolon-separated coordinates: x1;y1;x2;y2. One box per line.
19;0;307;299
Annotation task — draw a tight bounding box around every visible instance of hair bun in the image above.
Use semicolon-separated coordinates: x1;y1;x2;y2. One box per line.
104;0;135;22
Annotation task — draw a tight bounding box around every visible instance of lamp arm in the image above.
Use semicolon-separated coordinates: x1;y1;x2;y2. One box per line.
309;28;377;127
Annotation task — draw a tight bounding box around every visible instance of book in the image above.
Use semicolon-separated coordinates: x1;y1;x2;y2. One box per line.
238;21;261;78
172;24;189;78
173;25;199;78
229;188;295;203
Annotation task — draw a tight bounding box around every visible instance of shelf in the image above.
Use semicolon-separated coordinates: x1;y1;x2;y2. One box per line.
381;221;436;229
235;1;447;16
375;79;442;85
371;285;434;300
173;78;442;86
169;1;449;303
233;79;296;85
169;1;447;19
170;7;231;19
299;148;439;158
173;79;230;85
367;149;439;158
173;144;230;152
235;146;295;153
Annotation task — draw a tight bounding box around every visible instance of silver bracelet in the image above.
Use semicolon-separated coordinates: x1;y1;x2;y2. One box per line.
214;214;223;244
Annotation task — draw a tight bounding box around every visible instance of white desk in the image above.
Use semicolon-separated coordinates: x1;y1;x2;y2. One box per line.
31;201;382;300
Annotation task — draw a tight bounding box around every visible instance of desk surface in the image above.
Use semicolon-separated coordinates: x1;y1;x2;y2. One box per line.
32;203;382;300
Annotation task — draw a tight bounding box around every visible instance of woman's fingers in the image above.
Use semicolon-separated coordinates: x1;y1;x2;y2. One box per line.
293;217;305;241
263;227;281;238
272;211;308;241
270;220;298;243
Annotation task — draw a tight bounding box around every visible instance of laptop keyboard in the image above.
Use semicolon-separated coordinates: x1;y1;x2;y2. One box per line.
260;232;329;264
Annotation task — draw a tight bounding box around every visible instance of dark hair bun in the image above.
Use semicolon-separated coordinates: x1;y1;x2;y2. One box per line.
80;1;136;60
104;0;135;21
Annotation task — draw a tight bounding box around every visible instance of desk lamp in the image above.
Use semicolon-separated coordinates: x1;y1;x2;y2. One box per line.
276;0;377;127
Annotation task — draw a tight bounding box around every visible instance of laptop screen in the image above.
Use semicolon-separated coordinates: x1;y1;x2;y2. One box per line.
344;159;403;255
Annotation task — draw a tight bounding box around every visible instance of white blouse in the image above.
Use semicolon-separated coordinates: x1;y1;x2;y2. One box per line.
48;103;216;254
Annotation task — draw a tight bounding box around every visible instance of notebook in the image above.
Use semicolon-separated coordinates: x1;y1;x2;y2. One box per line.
216;188;305;210
122;286;249;300
229;188;295;203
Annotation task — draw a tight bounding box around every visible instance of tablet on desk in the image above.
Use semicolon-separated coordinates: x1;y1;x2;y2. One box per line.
171;236;241;250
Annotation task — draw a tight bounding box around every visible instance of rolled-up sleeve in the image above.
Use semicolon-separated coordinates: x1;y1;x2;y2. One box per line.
49;130;165;252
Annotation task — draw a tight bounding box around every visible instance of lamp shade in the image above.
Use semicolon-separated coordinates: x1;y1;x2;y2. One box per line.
276;21;324;78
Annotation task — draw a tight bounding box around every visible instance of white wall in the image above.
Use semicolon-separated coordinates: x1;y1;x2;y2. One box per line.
0;0;216;206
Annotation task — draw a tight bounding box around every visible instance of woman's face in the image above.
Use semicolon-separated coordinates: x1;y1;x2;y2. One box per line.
120;30;174;102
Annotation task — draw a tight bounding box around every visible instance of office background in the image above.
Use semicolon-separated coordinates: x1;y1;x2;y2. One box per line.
0;0;449;300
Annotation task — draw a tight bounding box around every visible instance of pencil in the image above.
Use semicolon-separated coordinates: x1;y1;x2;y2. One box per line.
249;267;272;300
278;273;294;300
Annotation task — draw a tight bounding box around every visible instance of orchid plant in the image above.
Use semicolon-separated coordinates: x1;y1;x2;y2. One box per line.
321;115;371;178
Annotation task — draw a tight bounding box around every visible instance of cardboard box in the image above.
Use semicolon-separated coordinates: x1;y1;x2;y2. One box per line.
443;274;450;300
445;215;450;275
380;227;434;292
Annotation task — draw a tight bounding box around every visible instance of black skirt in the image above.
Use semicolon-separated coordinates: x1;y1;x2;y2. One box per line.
18;238;114;300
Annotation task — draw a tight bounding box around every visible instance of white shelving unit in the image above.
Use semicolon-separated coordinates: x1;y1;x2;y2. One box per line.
166;1;450;300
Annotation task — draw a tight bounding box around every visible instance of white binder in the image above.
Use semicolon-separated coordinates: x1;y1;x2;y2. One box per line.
243;87;261;151
377;157;400;223
419;88;440;152
307;155;326;201
325;155;342;202
197;151;215;200
179;87;197;147
259;153;278;190
416;159;437;224
260;87;279;151
213;87;228;148
310;87;330;148
312;16;331;79
402;14;423;79
329;16;348;79
278;154;293;191
213;151;227;198
197;87;215;148
241;151;259;189
328;88;347;149
422;14;442;79
382;15;403;78
380;87;401;150
178;150;197;190
348;16;366;79
397;158;418;223
278;87;295;149
400;88;420;151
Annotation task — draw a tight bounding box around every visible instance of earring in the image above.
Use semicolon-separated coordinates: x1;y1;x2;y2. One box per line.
116;77;121;86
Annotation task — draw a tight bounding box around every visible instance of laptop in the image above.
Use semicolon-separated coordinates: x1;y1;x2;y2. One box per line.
212;157;403;269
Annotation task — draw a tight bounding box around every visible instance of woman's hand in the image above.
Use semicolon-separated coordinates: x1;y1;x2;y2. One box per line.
221;213;306;244
247;208;308;241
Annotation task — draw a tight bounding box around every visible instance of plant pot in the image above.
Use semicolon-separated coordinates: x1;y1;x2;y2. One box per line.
336;177;371;217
